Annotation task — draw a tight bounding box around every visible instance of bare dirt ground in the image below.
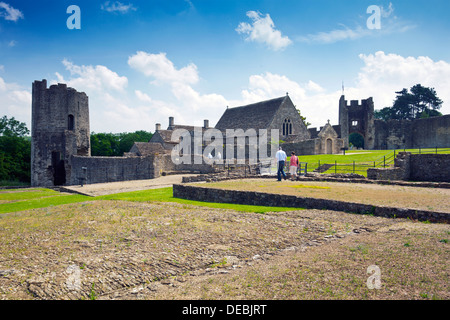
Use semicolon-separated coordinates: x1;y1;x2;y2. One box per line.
204;179;450;213
1;192;449;300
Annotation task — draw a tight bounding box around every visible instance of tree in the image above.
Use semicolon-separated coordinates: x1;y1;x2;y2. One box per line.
0;116;29;137
295;107;311;127
0;116;31;184
349;132;364;149
374;84;443;121
90;130;153;157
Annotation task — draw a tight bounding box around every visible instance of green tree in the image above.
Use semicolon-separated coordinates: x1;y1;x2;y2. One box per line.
90;130;153;156
0;116;31;184
349;132;364;149
295;107;311;128
374;84;443;121
0;116;29;137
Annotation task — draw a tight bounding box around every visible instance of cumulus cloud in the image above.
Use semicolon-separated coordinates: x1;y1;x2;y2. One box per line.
101;1;136;14
236;11;292;51
354;51;450;112
45;51;450;133
0;2;24;22
55;59;128;93
128;52;199;85
0;77;31;128
234;52;450;128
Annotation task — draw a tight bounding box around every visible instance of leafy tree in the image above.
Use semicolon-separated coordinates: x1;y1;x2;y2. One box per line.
374;84;443;121
295;107;311;128
0;116;29;137
90;130;153;156
0;116;31;184
349;132;364;149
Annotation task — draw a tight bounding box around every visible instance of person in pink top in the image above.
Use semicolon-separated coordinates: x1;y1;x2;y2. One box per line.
289;151;299;181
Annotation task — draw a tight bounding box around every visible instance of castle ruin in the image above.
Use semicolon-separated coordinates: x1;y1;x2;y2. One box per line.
30;79;450;187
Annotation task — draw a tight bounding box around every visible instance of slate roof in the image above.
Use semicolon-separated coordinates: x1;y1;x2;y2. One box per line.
215;96;288;131
131;142;166;156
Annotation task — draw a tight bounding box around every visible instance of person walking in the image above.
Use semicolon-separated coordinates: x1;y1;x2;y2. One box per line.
289;151;299;181
275;147;287;181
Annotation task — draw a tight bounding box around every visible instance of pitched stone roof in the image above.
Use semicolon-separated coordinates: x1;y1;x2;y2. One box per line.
130;142;166;156
215;96;288;131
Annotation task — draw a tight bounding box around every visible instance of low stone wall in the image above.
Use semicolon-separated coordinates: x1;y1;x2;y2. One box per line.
69;155;157;185
173;184;449;223
410;154;450;182
368;152;450;182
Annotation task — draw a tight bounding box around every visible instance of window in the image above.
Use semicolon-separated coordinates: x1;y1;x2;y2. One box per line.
68;115;75;131
283;119;292;135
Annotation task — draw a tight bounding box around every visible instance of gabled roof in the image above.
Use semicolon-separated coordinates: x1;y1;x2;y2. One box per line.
215;96;289;131
318;122;338;138
131;142;166;156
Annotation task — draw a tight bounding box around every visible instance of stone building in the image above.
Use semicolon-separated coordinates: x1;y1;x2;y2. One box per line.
337;94;450;150
31;80;90;187
31;79;449;187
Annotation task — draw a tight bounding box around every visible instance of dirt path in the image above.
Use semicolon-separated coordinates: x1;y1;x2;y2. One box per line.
61;174;197;196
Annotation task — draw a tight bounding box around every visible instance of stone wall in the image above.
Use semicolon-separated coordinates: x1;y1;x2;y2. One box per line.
409;154;450;182
173;184;448;223
367;153;450;182
374;115;450;150
69;155;157;185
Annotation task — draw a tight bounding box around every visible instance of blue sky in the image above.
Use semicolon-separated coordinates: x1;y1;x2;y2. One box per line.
1;0;450;133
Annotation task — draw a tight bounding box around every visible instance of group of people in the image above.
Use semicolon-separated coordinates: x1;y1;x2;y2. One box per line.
275;147;299;181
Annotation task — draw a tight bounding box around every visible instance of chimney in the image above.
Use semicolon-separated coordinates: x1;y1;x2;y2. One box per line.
203;119;209;128
155;123;161;131
168;116;174;129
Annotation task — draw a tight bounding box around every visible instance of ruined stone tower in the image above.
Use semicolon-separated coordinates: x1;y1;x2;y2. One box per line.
31;80;90;187
339;95;375;149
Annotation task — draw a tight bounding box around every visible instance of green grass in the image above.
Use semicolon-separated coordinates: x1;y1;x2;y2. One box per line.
0;187;298;214
294;148;450;176
1;147;448;214
97;187;297;213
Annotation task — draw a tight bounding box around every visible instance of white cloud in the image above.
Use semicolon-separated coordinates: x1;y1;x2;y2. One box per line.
0;77;31;128
0;2;23;22
56;59;128;93
101;1;136;14
233;52;450;129
354;51;450;113
236;11;292;51
299;3;415;44
45;51;450;134
128;52;199;85
299;25;370;44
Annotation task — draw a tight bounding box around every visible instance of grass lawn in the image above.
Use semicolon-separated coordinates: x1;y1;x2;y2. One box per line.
0;187;297;214
292;148;450;176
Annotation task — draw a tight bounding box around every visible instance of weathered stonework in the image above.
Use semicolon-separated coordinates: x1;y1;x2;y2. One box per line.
173;184;449;223
368;152;450;182
31;80;90;187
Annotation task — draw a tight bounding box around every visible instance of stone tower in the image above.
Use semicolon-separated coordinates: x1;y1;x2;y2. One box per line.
31;80;90;187
339;95;375;149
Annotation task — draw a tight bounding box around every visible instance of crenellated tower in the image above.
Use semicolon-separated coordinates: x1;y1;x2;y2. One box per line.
31;79;90;187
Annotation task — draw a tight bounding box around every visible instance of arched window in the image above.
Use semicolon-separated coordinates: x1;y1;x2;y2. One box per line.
68;115;75;131
283;119;292;136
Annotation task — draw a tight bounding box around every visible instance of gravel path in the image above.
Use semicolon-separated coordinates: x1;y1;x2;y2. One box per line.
61;174;197;196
